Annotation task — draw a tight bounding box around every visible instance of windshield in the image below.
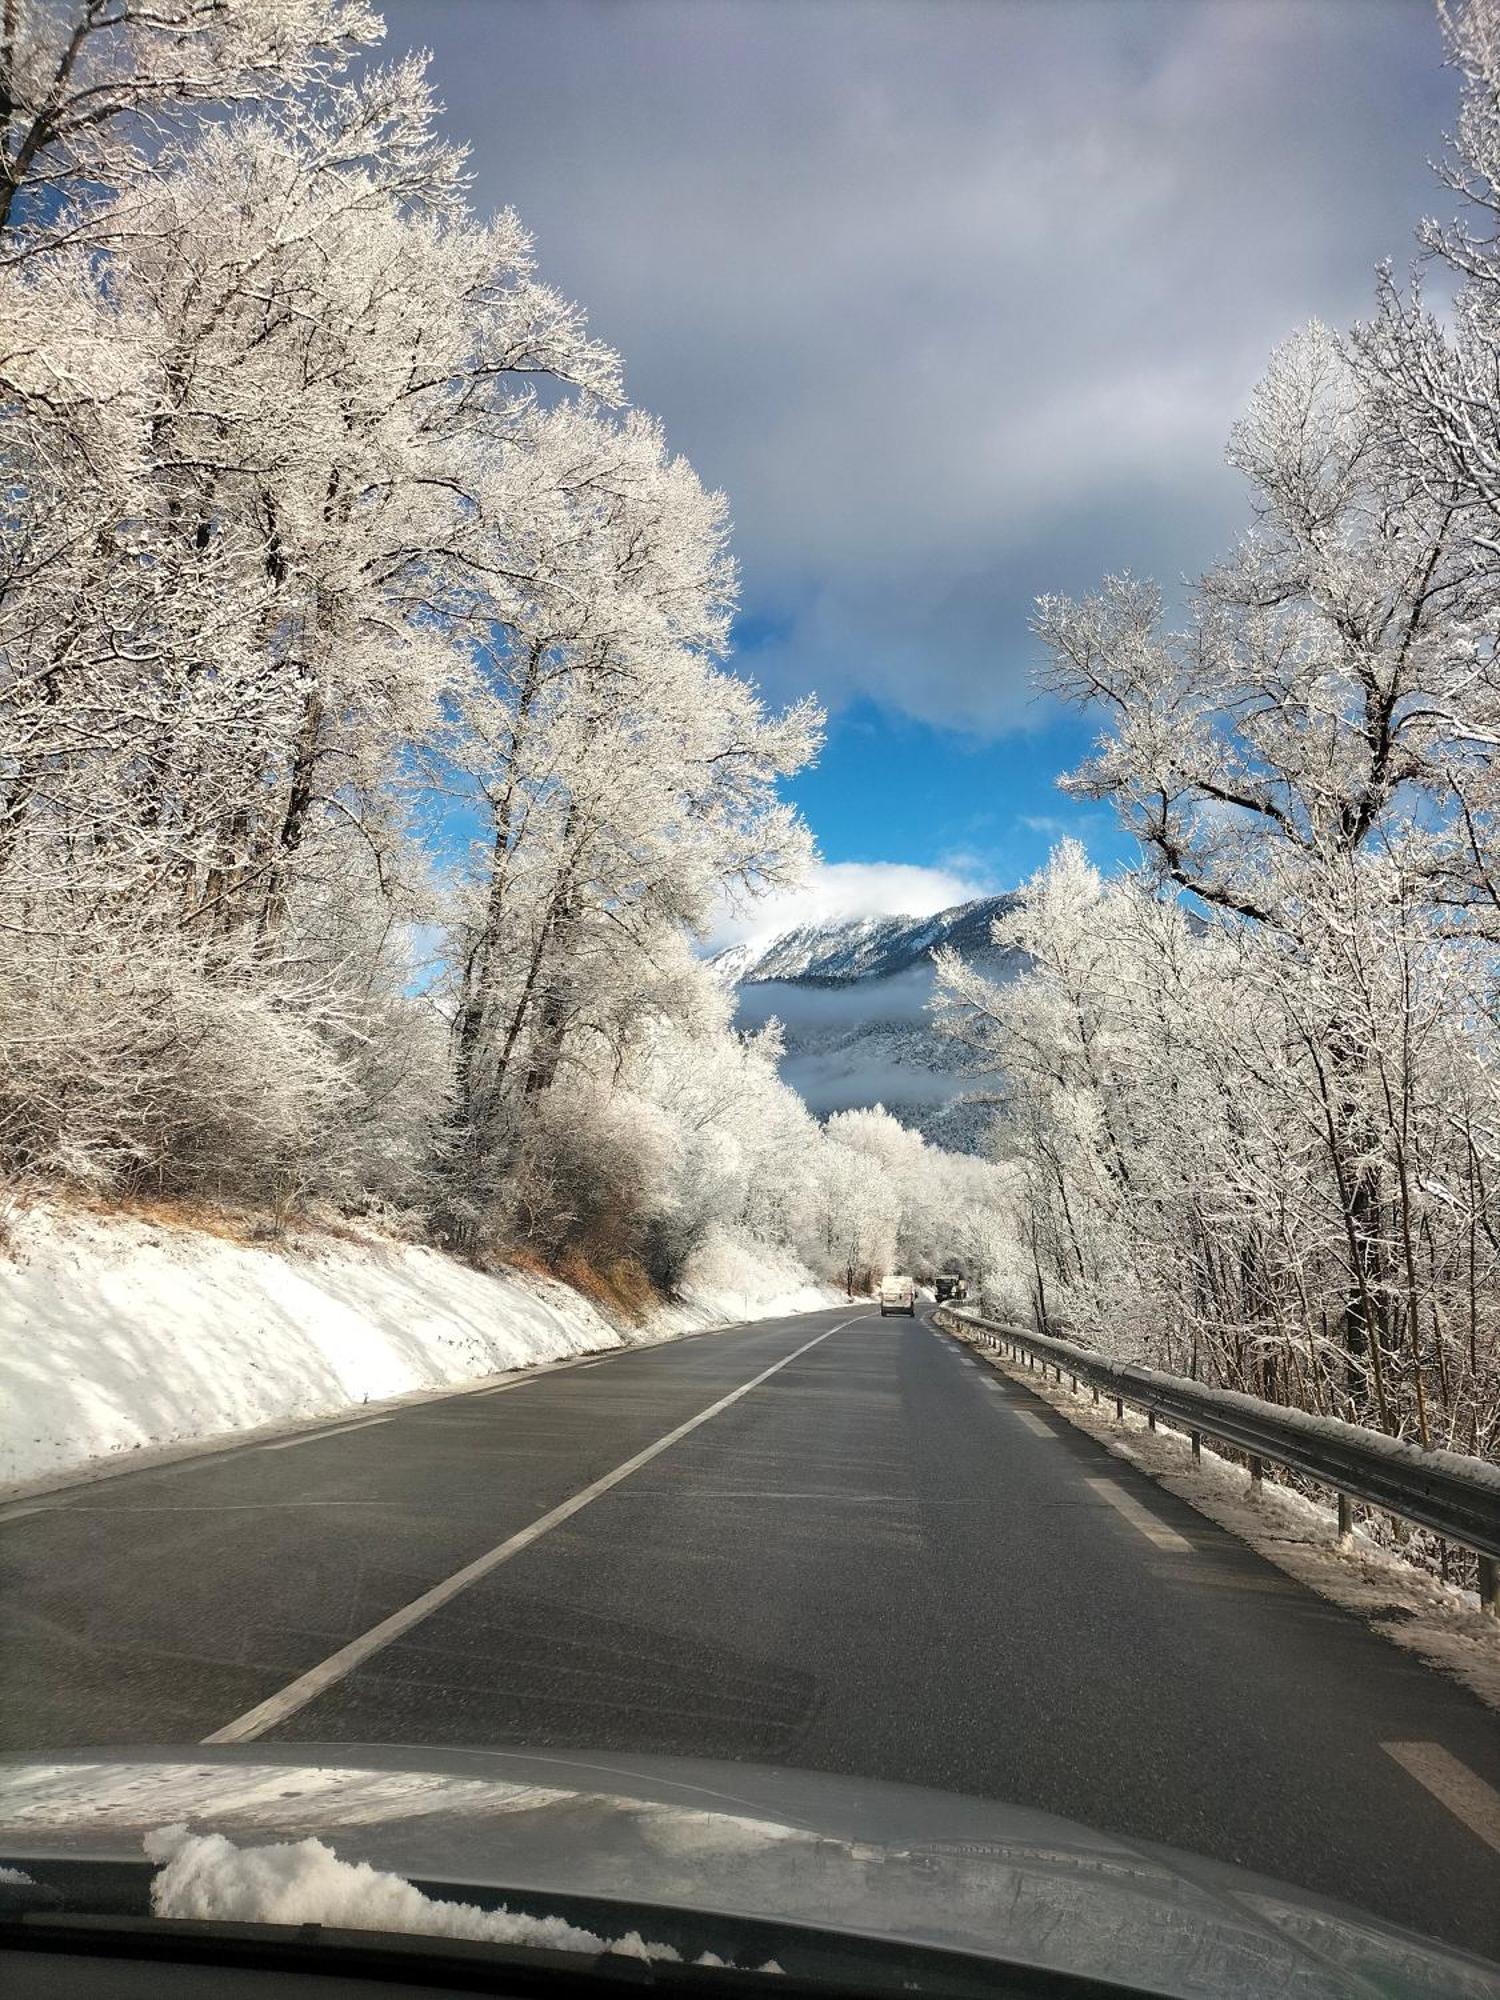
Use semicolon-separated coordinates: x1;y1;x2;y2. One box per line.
2;2;1499;1995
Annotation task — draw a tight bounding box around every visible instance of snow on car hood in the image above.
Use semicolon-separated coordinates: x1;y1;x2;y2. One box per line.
2;1744;1498;1998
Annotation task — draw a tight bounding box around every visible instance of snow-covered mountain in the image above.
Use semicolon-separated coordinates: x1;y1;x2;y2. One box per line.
713;894;1025;1150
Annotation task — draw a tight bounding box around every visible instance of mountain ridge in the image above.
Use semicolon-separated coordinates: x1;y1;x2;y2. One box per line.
716;892;1025;1151
710;892;1022;988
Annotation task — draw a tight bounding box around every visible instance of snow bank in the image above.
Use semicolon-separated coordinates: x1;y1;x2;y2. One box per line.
0;1204;842;1494
656;1228;845;1334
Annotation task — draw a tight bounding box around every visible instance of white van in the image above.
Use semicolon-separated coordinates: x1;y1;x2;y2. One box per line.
879;1274;917;1317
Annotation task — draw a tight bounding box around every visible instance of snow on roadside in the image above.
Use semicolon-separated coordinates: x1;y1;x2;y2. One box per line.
949;1324;1500;1714
651;1227;847;1334
0;1204;844;1495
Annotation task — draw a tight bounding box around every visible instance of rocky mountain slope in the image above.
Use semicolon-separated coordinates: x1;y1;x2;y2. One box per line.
714;894;1024;1150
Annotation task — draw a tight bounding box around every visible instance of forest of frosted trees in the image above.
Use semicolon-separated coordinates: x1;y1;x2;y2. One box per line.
938;1;1500;1472
0;0;1008;1301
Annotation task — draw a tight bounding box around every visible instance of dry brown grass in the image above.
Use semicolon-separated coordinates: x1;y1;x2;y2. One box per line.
467;1240;663;1326
500;1244;556;1284
11;1184;401;1253
38;1186;270;1245
544;1248;659;1326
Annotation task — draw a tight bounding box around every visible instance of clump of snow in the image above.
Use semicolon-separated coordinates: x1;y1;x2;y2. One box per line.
144;1824;679;1961
0;1865;35;1885
0;1203;841;1495
952;1324;1500;1712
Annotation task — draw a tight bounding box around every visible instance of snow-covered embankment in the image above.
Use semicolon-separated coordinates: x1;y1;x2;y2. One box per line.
0;1206;841;1493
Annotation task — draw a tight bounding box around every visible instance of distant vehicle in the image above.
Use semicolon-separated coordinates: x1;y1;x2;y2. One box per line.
934;1273;968;1303
879;1274;917;1316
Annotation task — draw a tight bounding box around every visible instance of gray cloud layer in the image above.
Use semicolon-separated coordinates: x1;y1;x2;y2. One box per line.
384;0;1453;730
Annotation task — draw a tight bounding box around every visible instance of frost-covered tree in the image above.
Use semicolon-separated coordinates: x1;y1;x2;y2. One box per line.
932;3;1500;1480
0;1;825;1247
937;839;1500;1463
440;402;819;1240
1027;316;1500;1427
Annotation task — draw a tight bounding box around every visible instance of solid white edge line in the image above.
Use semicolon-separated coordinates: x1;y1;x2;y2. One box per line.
1085;1475;1194;1552
259;1418;392;1452
203;1314;866;1744
1383;1742;1500;1856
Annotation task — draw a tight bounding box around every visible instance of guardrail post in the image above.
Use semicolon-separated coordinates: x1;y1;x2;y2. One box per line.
1114;1395;1123;1421
1147;1412;1156;1432
1191;1430;1201;1462
1480;1555;1498;1619
1337;1493;1353;1546
1091;1385;1098;1404
1249;1454;1264;1490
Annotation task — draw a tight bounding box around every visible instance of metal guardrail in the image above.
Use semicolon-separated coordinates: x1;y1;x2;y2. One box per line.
935;1306;1500;1614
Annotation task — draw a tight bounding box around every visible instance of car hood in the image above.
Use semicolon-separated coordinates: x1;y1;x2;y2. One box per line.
1;1744;1497;1999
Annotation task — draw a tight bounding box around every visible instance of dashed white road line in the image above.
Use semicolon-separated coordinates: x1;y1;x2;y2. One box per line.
203;1315;866;1745
1010;1408;1056;1438
1085;1475;1193;1552
1383;1742;1500;1855
258;1417;392;1452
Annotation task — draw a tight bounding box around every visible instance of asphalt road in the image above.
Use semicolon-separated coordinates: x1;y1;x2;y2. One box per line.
3;1304;1498;1958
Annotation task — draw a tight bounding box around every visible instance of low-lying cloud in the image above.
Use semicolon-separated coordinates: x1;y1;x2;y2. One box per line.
708;859;991;957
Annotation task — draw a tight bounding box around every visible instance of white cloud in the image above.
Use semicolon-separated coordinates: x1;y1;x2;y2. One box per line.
706;859;993;956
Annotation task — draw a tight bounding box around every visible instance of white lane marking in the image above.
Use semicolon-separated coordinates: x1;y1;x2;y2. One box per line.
1383;1743;1500;1856
259;1417;392;1452
203;1315;866;1744
1011;1409;1055;1438
1085;1476;1193;1552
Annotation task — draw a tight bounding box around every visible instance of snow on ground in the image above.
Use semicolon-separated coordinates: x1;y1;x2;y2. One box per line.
947;1319;1500;1714
650;1227;845;1335
0;1203;844;1495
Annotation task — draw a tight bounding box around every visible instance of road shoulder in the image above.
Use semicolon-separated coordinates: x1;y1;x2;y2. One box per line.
946;1320;1500;1715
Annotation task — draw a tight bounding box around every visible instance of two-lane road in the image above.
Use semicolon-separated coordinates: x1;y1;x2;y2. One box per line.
2;1304;1498;1957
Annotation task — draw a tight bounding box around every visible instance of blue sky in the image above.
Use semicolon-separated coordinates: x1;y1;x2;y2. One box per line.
382;0;1456;935
777;696;1131;889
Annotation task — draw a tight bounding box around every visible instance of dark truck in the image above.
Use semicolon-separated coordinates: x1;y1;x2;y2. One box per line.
934;1273;968;1303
